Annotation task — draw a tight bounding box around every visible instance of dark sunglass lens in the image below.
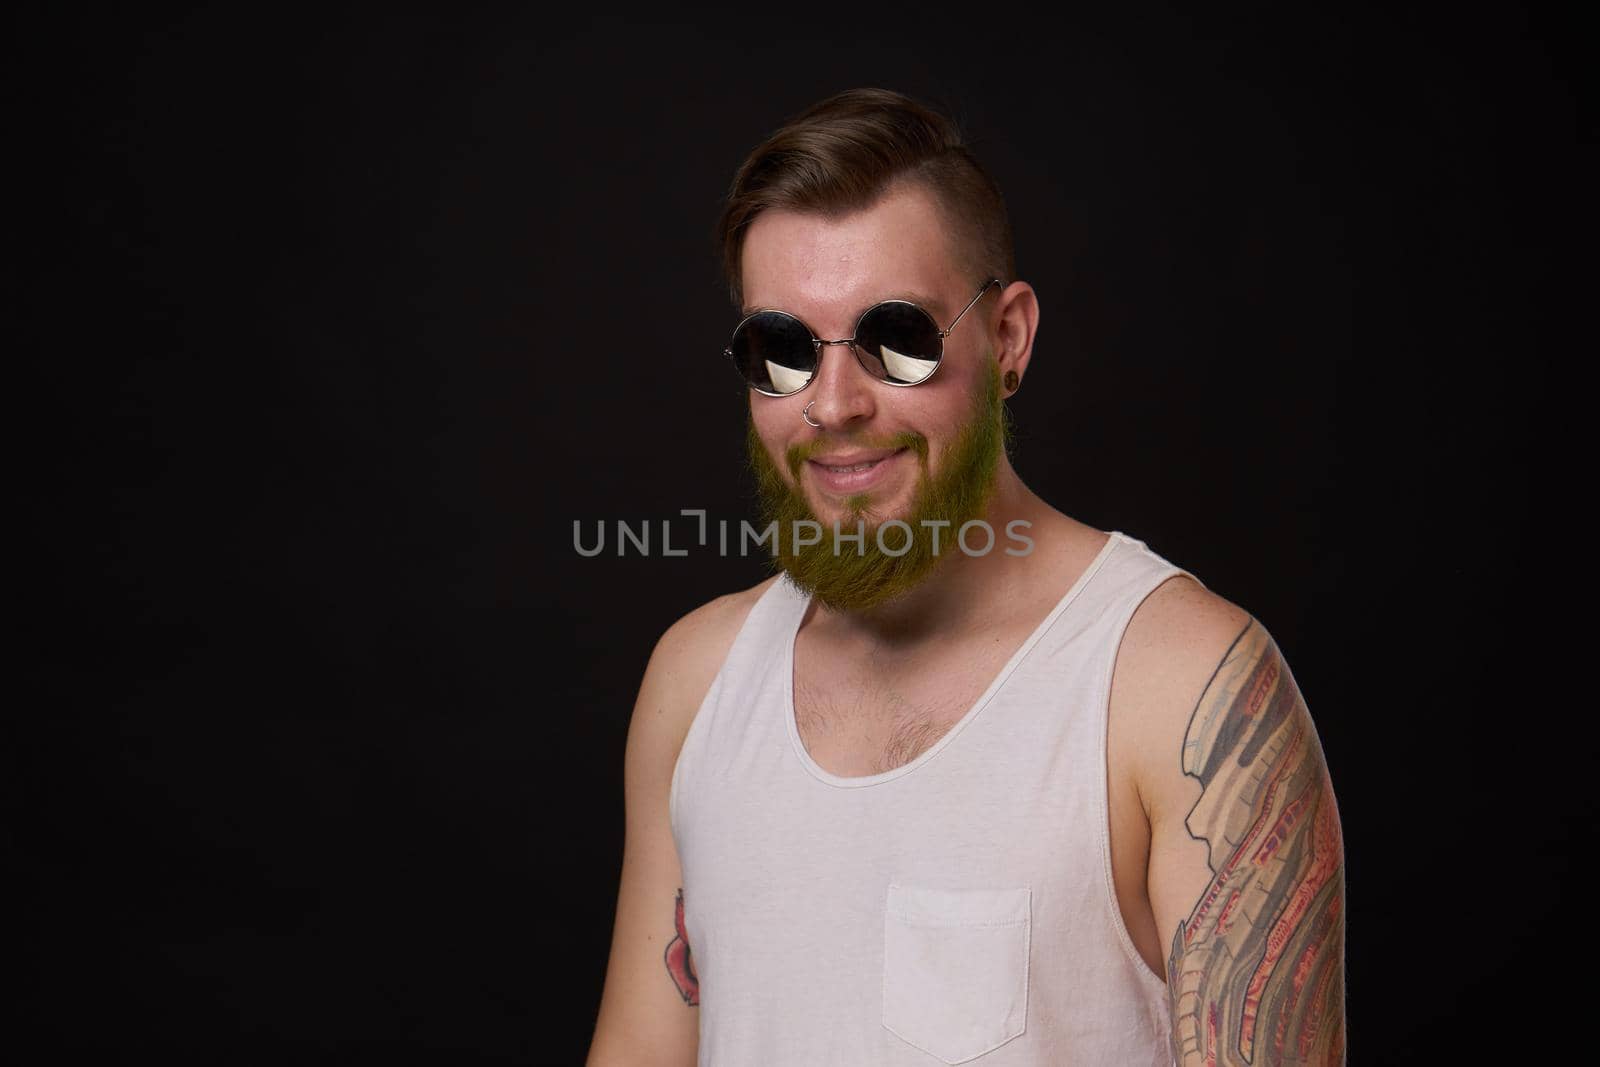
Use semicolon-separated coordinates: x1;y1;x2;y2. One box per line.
730;312;817;395
854;303;943;385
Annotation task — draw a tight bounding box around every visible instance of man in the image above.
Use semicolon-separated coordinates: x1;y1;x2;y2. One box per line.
588;88;1345;1066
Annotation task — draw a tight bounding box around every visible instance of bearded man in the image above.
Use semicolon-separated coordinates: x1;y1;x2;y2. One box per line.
589;88;1346;1066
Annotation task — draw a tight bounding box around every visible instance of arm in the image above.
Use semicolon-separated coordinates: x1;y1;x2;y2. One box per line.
586;615;707;1066
587;590;757;1066
1127;580;1347;1065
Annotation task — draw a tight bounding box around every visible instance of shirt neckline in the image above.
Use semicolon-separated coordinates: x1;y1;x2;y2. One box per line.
781;529;1126;789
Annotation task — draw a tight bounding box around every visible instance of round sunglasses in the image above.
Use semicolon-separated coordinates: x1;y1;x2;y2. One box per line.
726;278;1001;397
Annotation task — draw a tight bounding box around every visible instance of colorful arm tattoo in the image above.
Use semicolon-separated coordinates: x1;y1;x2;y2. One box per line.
1169;620;1346;1065
665;888;699;1006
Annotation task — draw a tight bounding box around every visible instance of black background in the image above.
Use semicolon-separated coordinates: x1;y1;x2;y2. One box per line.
20;6;1577;1063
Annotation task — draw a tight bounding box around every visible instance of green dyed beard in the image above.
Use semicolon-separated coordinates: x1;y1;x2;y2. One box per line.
744;358;1014;614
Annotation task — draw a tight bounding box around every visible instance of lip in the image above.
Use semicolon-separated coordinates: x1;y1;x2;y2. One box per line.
807;448;907;495
810;449;900;466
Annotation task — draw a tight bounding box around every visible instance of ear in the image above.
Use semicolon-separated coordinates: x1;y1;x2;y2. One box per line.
991;282;1040;397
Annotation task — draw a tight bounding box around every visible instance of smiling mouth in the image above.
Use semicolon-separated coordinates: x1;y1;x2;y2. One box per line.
805;448;909;494
809;448;905;471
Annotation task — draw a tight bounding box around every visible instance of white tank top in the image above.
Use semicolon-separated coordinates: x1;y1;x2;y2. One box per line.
670;530;1201;1066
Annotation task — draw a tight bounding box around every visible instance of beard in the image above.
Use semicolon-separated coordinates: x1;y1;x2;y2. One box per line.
744;357;1014;614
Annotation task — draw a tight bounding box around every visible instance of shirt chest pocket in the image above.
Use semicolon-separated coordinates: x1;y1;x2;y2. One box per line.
881;883;1032;1064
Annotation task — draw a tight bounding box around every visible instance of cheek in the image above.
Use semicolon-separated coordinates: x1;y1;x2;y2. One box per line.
749;407;788;456
746;405;800;482
912;393;966;439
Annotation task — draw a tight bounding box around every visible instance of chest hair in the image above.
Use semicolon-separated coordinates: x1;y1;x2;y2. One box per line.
794;666;971;775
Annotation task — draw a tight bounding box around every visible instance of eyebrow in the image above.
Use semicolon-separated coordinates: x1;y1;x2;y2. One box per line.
740;291;949;322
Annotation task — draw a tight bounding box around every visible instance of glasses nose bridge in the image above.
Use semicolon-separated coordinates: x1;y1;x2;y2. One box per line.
814;335;872;378
806;334;876;404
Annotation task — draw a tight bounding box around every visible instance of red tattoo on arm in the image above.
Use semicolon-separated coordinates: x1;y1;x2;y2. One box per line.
1169;622;1345;1066
665;888;699;1006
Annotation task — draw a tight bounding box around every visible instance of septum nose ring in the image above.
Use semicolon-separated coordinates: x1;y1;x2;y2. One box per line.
802;401;821;428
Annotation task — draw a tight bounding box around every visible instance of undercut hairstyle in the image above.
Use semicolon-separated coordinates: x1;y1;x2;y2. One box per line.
715;88;1016;309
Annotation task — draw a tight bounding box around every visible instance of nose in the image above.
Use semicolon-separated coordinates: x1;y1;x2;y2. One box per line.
800;340;875;430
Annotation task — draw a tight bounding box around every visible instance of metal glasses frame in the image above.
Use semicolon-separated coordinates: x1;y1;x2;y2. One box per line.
726;277;1003;398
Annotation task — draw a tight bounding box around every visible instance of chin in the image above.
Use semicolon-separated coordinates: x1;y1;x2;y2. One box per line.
811;471;915;511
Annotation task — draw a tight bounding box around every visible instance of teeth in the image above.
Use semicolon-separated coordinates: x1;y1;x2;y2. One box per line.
824;461;878;473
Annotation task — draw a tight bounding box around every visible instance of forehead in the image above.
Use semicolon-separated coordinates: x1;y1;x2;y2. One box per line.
740;183;964;319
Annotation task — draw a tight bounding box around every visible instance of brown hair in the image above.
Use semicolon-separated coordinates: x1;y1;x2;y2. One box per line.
715;88;1015;309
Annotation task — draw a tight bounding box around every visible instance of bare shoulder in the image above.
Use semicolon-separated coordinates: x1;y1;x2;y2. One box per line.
651;575;778;690
1121;575;1254;693
640;575;782;748
1110;575;1256;807
1112;573;1331;828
